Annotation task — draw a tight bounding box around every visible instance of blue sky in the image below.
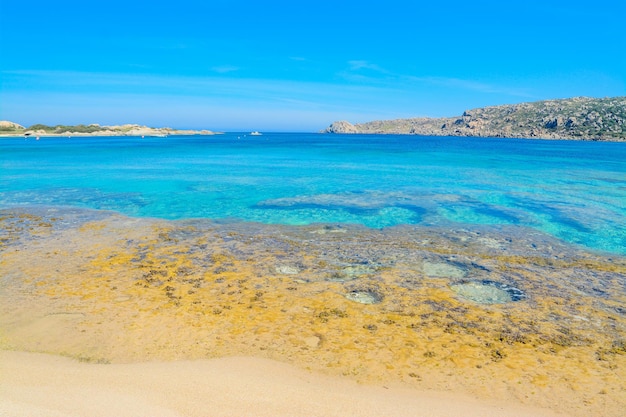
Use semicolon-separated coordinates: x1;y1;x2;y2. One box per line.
1;0;624;131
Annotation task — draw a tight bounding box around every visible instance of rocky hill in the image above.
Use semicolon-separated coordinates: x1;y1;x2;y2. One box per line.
0;121;25;130
324;96;626;141
0;122;217;137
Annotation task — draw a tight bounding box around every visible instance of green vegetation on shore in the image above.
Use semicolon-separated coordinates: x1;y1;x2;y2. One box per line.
22;124;104;134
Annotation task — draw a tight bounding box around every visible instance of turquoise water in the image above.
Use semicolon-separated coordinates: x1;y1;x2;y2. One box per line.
1;133;625;255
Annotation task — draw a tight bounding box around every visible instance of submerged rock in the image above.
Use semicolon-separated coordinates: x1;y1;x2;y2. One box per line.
276;265;300;275
344;290;382;304
450;280;525;304
422;261;467;279
327;265;378;282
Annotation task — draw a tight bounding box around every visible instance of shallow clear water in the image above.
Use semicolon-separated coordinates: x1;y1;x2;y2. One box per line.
1;133;625;254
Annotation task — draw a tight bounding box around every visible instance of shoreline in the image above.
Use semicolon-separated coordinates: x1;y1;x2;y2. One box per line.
0;132;221;138
0;350;569;417
3;130;626;140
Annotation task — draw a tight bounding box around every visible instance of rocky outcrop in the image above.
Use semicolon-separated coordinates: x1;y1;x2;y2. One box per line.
323;120;359;133
0;120;25;131
323;96;626;141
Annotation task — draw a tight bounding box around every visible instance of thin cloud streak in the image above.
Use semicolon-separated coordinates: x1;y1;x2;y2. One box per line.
211;66;240;74
1;69;399;106
339;61;533;98
1;69;412;126
409;76;534;98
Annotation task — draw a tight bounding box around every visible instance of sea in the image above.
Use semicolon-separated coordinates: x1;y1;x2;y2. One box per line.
1;133;625;255
1;133;625;415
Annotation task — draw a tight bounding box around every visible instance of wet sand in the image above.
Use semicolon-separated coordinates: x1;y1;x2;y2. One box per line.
1;207;625;416
1;350;568;417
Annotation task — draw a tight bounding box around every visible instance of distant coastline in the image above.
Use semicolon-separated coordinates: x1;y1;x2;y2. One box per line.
323;96;626;142
0;121;219;137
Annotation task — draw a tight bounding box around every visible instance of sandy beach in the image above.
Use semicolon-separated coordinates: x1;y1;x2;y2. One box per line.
1;209;624;417
1;350;570;417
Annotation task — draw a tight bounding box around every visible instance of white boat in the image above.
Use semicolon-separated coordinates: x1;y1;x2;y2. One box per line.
250;131;262;136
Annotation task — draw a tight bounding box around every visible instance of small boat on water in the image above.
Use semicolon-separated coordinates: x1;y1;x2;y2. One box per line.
250;131;262;136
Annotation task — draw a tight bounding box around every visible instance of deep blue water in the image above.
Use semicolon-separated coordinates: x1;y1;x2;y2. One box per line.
1;133;625;254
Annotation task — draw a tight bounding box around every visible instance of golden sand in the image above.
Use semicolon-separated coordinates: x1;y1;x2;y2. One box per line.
1;210;624;416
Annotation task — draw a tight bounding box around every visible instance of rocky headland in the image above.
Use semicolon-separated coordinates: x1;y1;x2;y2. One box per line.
324;96;626;141
0;121;218;137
